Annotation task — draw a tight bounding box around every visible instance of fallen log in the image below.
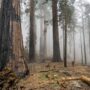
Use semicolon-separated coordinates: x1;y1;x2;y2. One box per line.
60;77;80;81
21;75;90;90
39;76;90;87
81;76;90;85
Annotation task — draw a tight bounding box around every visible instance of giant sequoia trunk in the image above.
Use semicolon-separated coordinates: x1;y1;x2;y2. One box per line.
0;0;11;70
29;0;35;62
52;0;61;62
0;0;29;76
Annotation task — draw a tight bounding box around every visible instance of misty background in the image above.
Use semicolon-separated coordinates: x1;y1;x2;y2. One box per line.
21;0;90;64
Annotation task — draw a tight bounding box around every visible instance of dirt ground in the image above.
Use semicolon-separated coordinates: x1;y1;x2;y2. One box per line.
17;62;90;90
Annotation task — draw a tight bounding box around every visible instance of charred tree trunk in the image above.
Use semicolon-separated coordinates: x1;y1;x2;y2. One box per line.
0;0;11;70
0;0;29;76
29;0;35;63
52;0;61;62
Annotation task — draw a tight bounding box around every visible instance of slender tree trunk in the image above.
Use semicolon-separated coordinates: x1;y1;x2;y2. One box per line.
81;1;87;65
64;0;68;67
69;34;72;54
80;29;84;65
82;26;87;65
89;30;90;52
64;21;67;67
43;4;48;62
62;20;65;60
63;28;65;61
52;0;61;62
29;0;35;63
72;27;75;62
87;16;90;53
40;1;45;62
43;20;47;61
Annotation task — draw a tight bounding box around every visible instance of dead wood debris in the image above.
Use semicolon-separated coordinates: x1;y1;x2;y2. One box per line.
81;75;90;85
29;75;90;89
0;68;20;89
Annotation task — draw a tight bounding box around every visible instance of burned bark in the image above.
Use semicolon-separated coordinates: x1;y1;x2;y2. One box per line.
0;0;11;70
0;0;29;77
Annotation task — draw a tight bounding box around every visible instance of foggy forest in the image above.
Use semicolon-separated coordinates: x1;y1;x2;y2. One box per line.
0;0;90;90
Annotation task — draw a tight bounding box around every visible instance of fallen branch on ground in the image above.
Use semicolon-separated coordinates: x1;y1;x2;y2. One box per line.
81;76;90;85
25;75;90;90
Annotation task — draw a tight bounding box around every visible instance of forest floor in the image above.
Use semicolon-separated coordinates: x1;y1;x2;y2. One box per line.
17;62;90;90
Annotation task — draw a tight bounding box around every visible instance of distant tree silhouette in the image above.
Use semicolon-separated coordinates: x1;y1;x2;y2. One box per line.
52;0;61;62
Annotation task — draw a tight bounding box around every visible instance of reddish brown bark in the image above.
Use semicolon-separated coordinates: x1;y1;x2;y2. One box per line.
0;0;29;76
